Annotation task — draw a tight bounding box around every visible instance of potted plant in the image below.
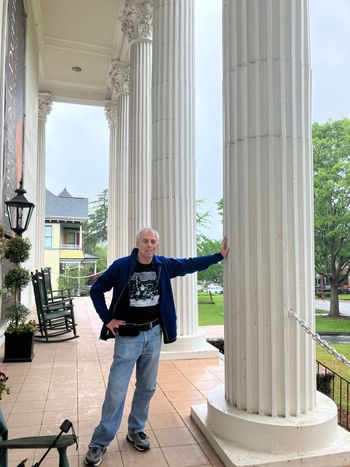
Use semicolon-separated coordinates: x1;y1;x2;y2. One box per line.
2;234;36;362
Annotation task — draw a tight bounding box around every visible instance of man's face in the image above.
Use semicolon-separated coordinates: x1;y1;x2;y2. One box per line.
136;231;159;263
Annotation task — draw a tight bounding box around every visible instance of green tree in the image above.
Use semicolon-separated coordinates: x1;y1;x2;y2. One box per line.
196;199;211;239
58;267;89;297
197;236;223;285
84;189;108;254
95;244;107;272
216;198;223;222
313;118;350;317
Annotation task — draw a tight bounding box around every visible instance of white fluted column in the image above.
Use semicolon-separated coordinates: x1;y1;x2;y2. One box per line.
152;0;215;358
107;60;130;262
105;101;118;265
35;92;52;269
221;0;315;418
121;0;152;250
192;1;350;464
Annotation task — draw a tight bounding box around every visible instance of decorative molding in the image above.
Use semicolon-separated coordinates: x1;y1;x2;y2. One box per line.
120;0;153;43
43;36;112;57
3;0;26;237
38;92;53;121
104;100;118;127
109;60;130;98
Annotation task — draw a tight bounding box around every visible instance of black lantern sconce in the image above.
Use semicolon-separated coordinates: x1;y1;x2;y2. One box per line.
5;179;35;236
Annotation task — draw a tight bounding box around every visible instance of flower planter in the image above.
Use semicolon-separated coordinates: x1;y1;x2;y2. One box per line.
3;331;34;362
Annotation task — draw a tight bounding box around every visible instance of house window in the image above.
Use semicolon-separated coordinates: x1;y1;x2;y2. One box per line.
67;231;80;246
67;232;75;245
64;229;80;248
45;225;52;248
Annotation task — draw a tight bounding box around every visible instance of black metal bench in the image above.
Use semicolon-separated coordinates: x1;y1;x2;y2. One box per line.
0;414;77;467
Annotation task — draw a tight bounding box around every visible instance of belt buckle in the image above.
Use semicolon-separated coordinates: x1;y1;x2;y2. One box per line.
149;321;153;330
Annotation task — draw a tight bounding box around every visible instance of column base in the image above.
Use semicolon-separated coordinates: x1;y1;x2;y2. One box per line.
160;329;219;360
192;386;350;466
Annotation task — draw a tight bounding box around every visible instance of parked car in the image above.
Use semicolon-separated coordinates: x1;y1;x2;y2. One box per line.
207;284;223;294
197;284;205;292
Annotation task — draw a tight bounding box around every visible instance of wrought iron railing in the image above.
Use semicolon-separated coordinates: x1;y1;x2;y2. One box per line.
316;360;350;430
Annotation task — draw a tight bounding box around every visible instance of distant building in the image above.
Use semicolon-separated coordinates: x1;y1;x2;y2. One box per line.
44;188;98;289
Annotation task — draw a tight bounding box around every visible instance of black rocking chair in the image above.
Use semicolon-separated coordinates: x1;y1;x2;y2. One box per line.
31;271;78;342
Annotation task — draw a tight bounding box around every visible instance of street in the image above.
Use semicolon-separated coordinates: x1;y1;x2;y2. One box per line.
315;299;350;317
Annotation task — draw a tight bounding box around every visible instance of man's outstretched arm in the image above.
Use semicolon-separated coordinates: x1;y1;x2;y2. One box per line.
164;236;230;278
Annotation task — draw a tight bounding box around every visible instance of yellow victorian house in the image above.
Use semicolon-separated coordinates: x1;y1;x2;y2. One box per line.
44;188;97;290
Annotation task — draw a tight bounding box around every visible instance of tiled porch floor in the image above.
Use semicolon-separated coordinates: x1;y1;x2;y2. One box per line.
0;297;225;467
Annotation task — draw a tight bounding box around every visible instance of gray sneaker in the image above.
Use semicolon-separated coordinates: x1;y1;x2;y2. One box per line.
84;446;107;466
126;431;150;451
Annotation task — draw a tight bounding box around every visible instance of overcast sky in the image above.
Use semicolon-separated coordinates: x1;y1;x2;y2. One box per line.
46;0;350;240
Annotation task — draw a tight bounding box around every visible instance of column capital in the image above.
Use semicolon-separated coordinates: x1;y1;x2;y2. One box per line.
104;100;118;128
38;92;52;122
120;0;153;43
109;60;130;98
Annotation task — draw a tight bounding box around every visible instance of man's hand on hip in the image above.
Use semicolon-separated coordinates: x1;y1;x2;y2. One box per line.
106;318;126;336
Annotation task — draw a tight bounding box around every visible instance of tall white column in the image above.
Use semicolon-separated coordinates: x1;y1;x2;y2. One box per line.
35;92;52;269
222;0;314;419
121;0;153;250
152;0;215;358
192;1;350;464
106;60;130;264
105;100;118;265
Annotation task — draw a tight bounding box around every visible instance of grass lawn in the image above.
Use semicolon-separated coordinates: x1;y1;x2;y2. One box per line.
317;344;350;381
338;294;350;300
315;308;328;314
199;295;350;332
317;295;350;300
198;293;224;325
316;315;350;332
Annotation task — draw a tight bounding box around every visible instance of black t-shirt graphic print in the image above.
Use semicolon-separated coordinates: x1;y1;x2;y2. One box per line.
129;270;159;308
115;261;160;324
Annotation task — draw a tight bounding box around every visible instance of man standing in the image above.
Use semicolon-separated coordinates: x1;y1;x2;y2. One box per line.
85;227;229;466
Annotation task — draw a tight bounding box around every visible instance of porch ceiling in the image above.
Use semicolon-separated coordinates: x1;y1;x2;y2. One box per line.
31;0;129;105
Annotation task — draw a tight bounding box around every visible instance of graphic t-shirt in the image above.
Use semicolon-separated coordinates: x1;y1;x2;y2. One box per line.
115;261;160;324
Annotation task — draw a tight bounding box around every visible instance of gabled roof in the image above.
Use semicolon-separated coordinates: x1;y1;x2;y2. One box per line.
46;189;88;222
58;187;72;197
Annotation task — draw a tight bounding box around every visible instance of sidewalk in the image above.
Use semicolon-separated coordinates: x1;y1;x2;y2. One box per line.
200;326;224;339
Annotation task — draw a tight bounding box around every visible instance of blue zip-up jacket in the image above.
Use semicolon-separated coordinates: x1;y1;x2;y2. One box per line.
90;248;223;344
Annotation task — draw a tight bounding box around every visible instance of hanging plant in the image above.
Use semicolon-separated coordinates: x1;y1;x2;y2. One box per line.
5;236;31;264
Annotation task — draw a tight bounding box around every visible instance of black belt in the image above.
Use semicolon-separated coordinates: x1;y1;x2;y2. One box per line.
125;318;160;332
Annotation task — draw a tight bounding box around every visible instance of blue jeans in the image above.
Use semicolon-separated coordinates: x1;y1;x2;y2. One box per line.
89;324;162;448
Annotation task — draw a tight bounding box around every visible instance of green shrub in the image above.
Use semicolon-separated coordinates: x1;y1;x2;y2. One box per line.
207;338;224;354
5;303;31;329
0;229;35;333
4;267;31;294
316;373;334;397
316;291;331;298
5;236;31;263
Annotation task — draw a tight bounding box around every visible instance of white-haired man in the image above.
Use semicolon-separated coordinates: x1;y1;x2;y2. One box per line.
85;227;229;466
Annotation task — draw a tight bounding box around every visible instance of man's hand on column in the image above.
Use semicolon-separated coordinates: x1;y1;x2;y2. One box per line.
221;236;229;258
